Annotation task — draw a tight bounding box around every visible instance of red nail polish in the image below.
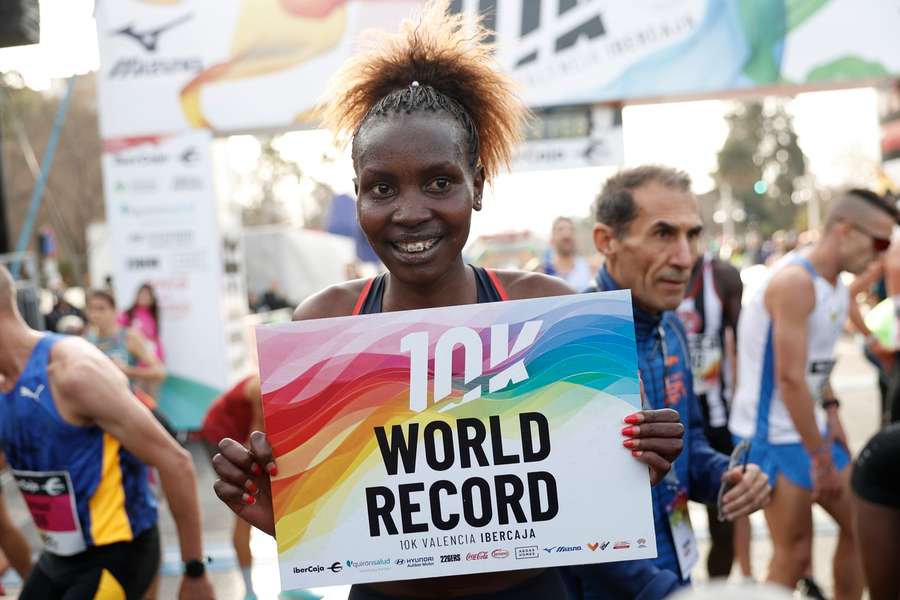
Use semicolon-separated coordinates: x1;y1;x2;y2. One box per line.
624;414;641;425
246;481;258;495
250;463;261;476
623;439;637;449
621;426;638;436
246;494;256;505
242;493;255;505
267;463;278;476
631;450;643;457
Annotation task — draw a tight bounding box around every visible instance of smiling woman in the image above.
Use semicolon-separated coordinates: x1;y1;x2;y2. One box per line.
210;1;686;598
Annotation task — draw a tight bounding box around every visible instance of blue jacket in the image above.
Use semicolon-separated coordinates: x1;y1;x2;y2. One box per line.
566;268;730;597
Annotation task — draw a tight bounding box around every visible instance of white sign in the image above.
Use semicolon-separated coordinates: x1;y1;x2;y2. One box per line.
96;0;900;138
101;130;246;391
94;0;420;138
258;291;657;589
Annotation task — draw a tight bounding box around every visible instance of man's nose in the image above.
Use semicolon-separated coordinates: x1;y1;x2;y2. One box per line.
669;235;694;270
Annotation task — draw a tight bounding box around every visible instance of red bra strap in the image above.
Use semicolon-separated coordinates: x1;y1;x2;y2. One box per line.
352;279;375;316
486;269;509;301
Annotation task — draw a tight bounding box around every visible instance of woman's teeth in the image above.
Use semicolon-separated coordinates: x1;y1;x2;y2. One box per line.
396;239;438;253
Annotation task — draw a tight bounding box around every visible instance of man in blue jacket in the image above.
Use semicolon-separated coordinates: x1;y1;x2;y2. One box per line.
567;166;771;597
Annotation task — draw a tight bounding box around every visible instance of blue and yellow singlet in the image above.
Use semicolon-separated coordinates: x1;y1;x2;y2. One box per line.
0;334;157;556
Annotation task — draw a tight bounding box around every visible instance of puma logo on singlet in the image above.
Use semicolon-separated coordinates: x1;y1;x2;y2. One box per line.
19;384;45;401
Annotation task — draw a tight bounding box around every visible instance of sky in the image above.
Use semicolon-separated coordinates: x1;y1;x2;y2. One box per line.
0;0;885;241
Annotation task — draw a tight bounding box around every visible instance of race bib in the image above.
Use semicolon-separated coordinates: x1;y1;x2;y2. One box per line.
666;488;699;580
807;360;836;403
13;470;87;556
688;333;722;394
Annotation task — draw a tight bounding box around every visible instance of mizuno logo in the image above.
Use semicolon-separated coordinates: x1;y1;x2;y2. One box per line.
20;384;44;401
114;14;193;52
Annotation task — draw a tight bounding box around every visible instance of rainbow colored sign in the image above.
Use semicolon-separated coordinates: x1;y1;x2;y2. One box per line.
258;290;657;589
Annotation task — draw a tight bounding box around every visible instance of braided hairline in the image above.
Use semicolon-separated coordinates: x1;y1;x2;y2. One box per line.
352;84;481;169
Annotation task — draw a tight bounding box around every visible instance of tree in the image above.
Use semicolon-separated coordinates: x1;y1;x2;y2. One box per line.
715;98;808;236
239;134;336;229
1;73;104;285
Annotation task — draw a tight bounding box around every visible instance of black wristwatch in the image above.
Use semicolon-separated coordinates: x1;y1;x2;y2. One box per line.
183;558;207;578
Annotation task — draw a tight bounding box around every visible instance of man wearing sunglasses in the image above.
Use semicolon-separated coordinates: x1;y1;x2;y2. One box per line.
730;188;898;599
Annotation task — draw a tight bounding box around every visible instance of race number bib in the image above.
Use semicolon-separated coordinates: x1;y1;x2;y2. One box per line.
13;470;86;556
688;333;722;395
807;360;836;403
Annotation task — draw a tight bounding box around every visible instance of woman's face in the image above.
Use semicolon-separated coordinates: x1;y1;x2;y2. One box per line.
87;297;116;331
354;112;483;286
137;287;153;307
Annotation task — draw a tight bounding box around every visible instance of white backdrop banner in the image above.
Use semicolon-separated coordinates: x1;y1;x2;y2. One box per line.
95;0;900;138
101;130;243;392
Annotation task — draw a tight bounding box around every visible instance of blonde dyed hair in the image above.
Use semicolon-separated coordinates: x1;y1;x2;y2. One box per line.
318;0;526;181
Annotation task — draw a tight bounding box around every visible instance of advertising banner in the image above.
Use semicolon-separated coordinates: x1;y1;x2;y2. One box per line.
95;0;900;138
94;0;419;138
101;130;246;414
257;290;656;590
512;104;623;172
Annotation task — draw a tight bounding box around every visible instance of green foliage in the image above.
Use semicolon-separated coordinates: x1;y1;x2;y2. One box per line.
806;56;890;82
715;99;808;236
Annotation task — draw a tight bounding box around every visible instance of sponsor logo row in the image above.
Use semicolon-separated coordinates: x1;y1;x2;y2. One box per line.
293;539;648;575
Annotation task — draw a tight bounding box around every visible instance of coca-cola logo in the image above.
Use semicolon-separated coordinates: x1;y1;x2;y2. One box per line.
491;549;510;559
466;551;489;561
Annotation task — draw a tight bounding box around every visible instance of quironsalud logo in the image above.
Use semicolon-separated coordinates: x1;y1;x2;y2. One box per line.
345;558;390;570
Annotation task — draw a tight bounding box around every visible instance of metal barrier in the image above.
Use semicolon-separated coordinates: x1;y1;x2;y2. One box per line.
0;251;45;330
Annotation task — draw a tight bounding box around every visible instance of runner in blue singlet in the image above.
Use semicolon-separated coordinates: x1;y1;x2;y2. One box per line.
0;264;214;600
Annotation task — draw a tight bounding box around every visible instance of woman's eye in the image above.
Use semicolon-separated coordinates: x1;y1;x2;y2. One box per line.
425;177;451;192
371;183;393;197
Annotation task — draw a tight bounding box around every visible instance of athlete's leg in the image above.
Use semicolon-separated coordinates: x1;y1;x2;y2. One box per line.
763;474;813;590
19;558;61;600
234;515;256;597
703;425;736;578
0;492;32;578
851;424;900;600
816;468;863;600
852;495;900;600
705;502;734;578
733;516;753;578
61;568;126;600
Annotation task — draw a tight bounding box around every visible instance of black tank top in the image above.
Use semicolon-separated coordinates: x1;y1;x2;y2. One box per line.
353;266;508;315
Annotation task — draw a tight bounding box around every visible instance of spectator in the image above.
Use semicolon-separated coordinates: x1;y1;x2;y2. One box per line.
120;283;164;362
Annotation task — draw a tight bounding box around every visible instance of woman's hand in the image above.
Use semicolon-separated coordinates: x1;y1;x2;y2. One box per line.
212;431;277;535
622;408;684;486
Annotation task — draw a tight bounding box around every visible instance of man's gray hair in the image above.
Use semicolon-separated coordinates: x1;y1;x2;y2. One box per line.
595;165;692;236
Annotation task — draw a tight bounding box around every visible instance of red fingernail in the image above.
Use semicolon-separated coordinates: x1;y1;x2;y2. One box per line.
624;414;642;425
631;450;643;457
242;493;255;505
246;481;258;495
623;439;637;449
621;426;638;436
250;463;261;476
267;463;278;476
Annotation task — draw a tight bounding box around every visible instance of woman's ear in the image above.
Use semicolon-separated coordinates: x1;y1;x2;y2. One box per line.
473;166;485;211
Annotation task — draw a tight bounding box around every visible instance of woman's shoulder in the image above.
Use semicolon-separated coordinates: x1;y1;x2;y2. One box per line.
292;278;374;321
489;269;574;300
